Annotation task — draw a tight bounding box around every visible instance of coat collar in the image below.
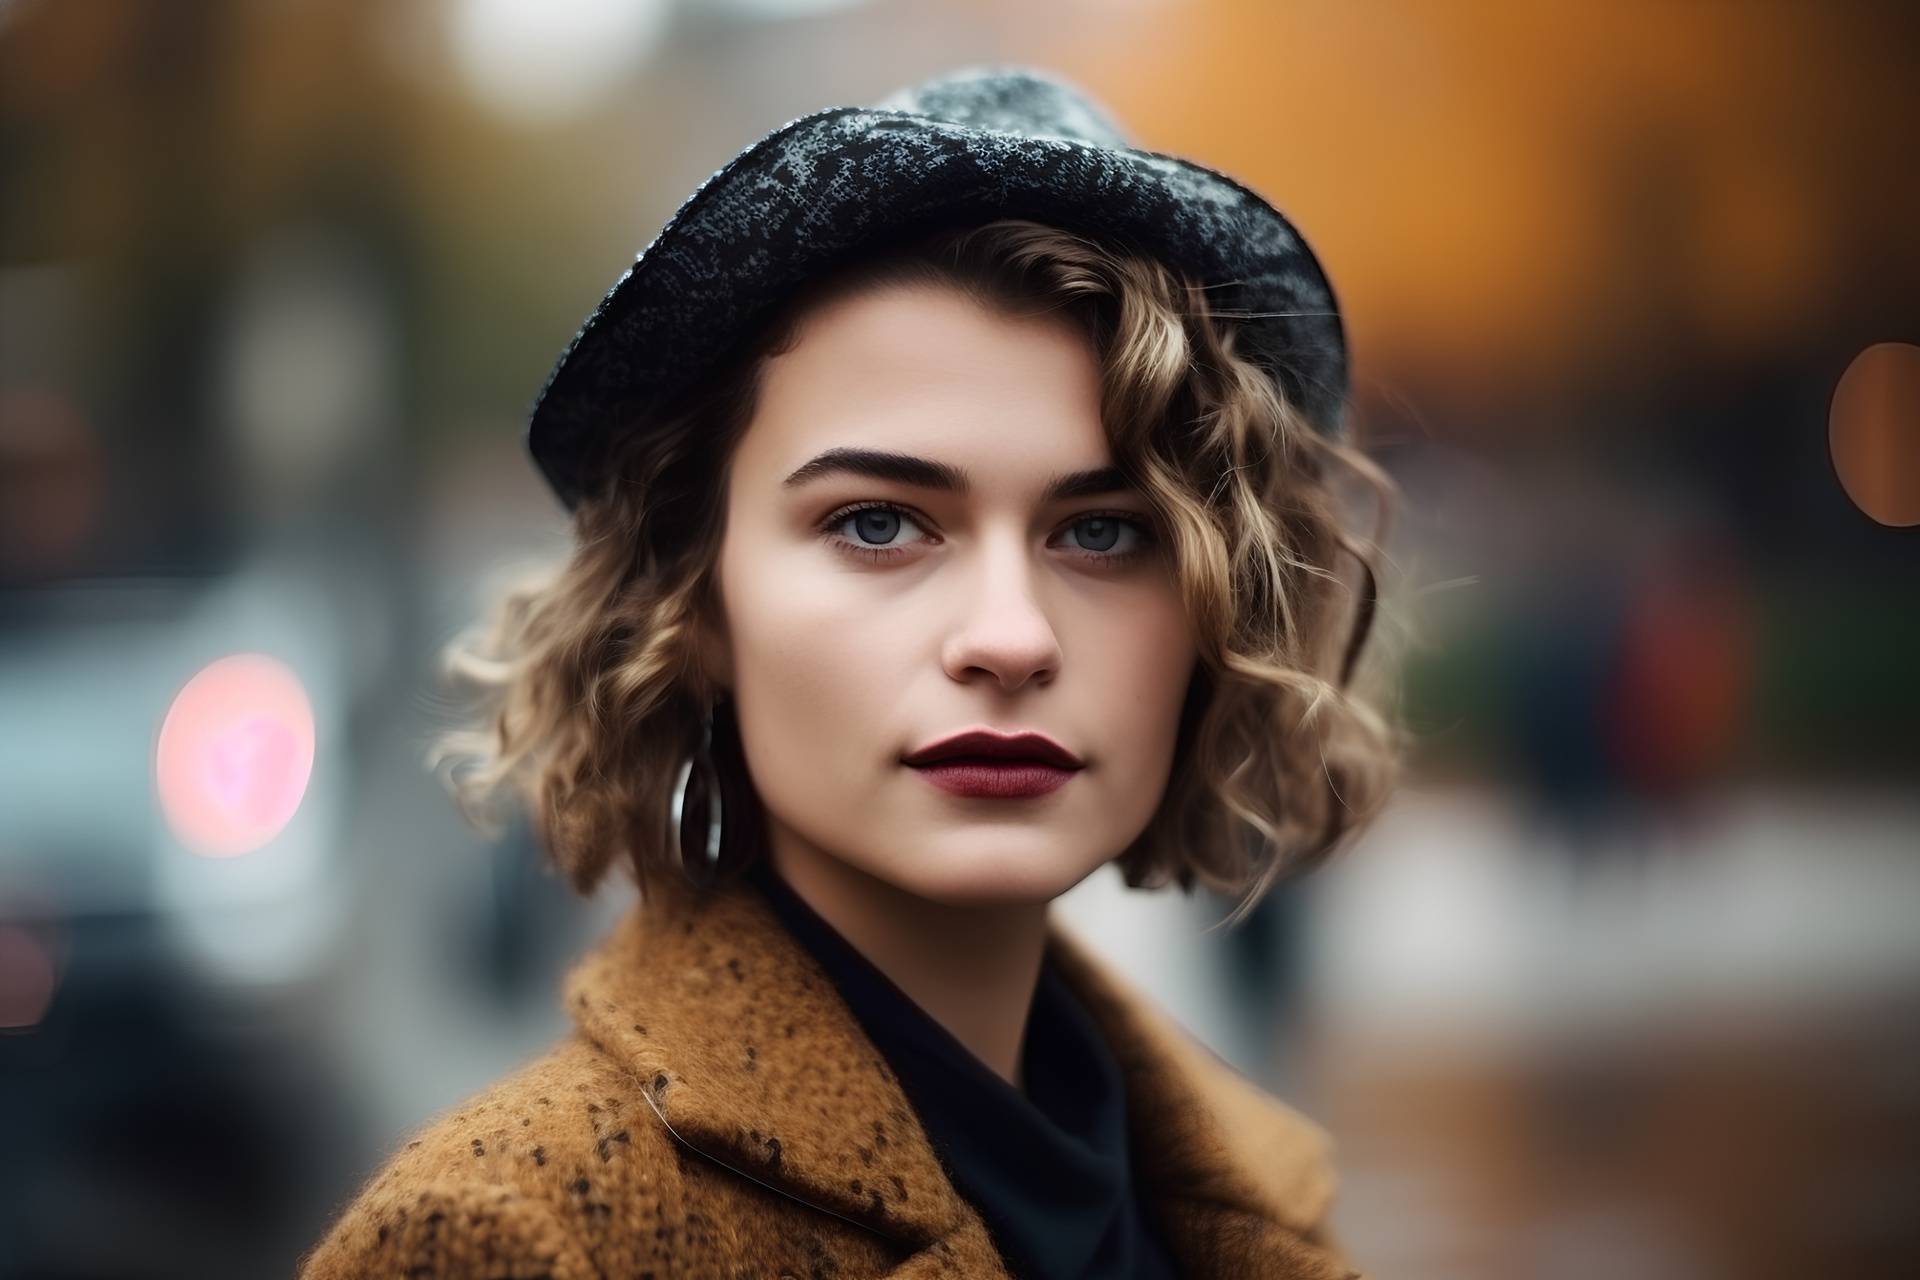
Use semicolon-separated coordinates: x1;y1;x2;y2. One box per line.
562;868;1350;1278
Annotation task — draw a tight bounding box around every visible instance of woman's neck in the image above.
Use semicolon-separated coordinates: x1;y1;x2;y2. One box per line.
764;832;1052;1091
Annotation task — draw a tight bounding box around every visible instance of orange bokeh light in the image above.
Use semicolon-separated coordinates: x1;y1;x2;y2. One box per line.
1830;342;1920;528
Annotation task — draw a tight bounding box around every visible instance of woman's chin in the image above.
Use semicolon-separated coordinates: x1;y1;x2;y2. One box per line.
877;846;1097;908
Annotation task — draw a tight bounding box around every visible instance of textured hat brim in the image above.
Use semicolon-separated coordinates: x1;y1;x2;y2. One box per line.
526;105;1348;511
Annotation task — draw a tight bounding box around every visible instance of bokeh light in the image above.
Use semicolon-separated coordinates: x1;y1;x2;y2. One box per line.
0;921;57;1029
1829;341;1920;528
154;653;316;858
445;0;670;125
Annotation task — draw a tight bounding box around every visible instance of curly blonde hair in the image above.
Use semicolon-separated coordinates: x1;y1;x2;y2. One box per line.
427;217;1410;925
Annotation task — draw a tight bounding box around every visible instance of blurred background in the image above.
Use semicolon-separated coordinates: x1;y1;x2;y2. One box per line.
2;1;1916;1277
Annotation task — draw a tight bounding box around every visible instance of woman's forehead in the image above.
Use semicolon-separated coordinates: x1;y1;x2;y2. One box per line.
738;284;1111;492
771;284;1095;397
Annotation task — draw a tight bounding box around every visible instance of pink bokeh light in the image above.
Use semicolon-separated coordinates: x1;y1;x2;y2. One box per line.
154;653;316;857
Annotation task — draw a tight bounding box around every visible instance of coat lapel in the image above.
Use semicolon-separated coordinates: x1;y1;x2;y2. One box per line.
1045;923;1353;1277
562;870;1353;1279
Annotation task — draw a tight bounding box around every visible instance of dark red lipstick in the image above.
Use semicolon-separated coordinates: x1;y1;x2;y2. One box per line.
901;728;1084;799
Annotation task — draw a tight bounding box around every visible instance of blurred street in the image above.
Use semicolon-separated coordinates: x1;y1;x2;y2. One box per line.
1060;782;1920;1280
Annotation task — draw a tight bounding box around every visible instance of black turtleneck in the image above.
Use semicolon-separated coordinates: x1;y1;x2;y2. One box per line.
742;855;1183;1280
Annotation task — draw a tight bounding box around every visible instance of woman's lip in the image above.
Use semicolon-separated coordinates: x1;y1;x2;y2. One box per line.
906;760;1078;799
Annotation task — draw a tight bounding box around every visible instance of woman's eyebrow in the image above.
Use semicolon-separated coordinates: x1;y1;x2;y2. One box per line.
781;447;1135;503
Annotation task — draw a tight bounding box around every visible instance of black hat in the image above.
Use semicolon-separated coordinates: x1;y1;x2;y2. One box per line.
526;63;1349;512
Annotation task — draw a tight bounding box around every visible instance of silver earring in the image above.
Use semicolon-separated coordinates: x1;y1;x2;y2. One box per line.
671;700;724;885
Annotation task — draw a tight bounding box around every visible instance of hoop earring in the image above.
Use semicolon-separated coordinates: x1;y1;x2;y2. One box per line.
671;701;724;887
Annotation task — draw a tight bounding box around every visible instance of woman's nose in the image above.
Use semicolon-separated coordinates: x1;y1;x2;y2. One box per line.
938;536;1063;691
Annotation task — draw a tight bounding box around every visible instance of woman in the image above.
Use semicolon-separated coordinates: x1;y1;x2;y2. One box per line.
299;65;1404;1279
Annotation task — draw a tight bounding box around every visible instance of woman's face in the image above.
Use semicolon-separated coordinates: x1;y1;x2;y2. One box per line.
708;280;1198;906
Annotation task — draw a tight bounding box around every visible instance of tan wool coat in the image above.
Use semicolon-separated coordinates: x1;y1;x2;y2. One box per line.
297;868;1362;1278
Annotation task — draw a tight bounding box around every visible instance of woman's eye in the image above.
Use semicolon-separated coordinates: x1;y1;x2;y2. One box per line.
1062;513;1147;558
819;502;1154;565
826;504;930;555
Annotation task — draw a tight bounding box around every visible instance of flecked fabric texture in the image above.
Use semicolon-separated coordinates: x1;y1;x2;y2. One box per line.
296;866;1362;1279
526;62;1350;512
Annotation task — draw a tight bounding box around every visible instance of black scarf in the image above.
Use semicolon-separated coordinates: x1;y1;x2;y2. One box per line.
743;855;1182;1280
